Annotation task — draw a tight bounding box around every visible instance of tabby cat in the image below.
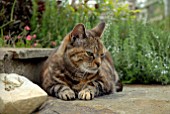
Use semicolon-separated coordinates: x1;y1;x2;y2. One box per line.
41;22;123;100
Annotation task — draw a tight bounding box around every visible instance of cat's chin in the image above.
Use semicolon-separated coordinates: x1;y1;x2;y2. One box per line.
80;65;98;74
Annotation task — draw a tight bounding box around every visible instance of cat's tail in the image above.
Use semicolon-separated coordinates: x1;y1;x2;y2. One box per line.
114;70;123;92
116;80;123;92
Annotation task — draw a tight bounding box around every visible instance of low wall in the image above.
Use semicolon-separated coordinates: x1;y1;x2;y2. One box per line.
0;48;54;84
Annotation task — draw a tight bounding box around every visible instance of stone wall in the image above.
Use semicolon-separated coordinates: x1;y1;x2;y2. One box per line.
0;48;54;84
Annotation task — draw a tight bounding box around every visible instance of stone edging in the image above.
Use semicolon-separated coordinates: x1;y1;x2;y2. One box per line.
0;48;55;84
0;48;54;60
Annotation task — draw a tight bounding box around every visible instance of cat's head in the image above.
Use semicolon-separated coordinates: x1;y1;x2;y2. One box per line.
65;22;106;74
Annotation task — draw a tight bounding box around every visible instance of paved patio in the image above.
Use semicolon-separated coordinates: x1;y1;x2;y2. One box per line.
36;85;170;114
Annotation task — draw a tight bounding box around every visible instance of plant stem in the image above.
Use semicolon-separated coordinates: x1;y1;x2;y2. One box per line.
0;20;14;29
10;0;17;21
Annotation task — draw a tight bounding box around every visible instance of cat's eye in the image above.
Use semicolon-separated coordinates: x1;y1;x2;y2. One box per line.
86;51;93;57
101;53;105;58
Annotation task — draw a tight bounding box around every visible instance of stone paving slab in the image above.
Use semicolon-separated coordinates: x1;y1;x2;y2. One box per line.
36;85;170;114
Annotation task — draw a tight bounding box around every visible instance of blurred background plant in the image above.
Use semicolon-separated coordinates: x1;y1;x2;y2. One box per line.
0;0;170;84
103;19;170;85
0;0;138;47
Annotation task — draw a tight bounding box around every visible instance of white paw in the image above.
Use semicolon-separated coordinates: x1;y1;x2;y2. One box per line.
78;88;95;100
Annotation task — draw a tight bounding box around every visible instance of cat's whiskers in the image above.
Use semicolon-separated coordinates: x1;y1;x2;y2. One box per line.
83;70;88;77
75;70;80;77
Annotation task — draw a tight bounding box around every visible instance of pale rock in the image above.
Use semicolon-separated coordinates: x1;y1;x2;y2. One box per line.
0;97;4;113
0;73;47;114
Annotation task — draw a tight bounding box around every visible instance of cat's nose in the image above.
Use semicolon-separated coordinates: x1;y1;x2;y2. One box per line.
95;62;100;67
94;58;101;67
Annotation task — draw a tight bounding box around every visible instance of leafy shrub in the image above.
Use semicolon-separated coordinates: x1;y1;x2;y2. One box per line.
30;0;101;47
0;0;138;47
30;0;139;47
103;19;170;85
0;0;101;47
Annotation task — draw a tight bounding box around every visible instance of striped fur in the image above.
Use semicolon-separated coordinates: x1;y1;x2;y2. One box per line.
41;22;123;100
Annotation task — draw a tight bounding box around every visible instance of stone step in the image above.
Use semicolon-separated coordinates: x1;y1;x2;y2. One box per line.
0;48;54;84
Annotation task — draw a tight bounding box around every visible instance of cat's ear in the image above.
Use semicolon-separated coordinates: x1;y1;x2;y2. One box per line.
92;22;105;38
70;23;87;41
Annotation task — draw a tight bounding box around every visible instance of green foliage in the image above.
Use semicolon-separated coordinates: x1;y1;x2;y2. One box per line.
30;1;100;47
1;0;138;47
103;19;170;85
30;0;138;47
152;17;170;32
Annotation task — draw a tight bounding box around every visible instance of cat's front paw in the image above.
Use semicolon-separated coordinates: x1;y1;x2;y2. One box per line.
78;88;95;100
58;89;75;100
